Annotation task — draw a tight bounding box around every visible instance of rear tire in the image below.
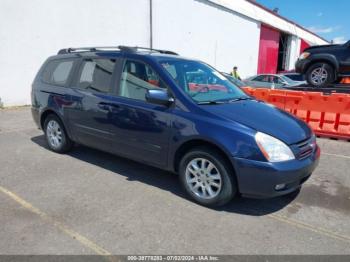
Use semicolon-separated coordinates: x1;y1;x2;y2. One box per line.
179;147;237;207
306;62;334;87
44;114;73;153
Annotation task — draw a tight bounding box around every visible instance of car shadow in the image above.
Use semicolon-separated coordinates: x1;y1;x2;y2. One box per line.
31;135;298;216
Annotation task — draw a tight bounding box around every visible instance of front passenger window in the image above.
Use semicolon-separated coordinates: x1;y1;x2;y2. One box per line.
119;60;166;101
273;77;283;84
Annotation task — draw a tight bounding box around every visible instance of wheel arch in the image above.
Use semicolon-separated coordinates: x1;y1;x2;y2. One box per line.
39;109;73;140
304;54;339;76
40;109;61;129
173;138;239;188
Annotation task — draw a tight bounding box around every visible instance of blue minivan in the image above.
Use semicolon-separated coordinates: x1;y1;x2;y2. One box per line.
31;46;320;206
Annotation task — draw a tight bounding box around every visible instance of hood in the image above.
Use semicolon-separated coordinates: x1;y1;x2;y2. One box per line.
305;44;340;52
288;81;305;87
201;99;312;145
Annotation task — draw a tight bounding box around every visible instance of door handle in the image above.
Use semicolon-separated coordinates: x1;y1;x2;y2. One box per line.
98;102;119;111
98;103;110;111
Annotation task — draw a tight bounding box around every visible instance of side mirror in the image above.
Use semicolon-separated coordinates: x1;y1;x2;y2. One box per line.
146;89;174;106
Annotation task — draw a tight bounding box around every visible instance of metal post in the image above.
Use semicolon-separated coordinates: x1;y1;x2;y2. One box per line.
149;0;153;48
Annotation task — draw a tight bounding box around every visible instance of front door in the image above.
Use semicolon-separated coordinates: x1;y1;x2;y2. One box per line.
107;59;172;167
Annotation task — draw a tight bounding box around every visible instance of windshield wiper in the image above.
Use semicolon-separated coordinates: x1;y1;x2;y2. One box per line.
197;100;226;105
190;89;221;98
197;97;252;105
86;85;103;93
228;97;252;103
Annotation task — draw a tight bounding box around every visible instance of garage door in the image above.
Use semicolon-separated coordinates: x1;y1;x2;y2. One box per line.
300;39;310;53
257;25;280;74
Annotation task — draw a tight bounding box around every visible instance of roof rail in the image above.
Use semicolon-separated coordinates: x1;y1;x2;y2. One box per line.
57;46;120;54
57;46;178;55
118;46;179;55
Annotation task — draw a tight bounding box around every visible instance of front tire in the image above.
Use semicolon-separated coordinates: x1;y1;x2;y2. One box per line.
44;114;73;153
179;147;237;207
306;62;334;87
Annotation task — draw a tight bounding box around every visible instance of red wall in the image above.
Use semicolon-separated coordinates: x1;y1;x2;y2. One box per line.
257;25;280;74
300;39;310;53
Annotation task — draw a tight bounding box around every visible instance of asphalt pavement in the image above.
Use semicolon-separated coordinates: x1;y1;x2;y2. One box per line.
0;107;349;255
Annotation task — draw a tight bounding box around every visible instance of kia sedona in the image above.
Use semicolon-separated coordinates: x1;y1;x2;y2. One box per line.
31;46;320;207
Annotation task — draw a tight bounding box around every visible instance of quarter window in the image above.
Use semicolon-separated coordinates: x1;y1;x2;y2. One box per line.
42;60;74;86
119;60;166;101
76;59;116;93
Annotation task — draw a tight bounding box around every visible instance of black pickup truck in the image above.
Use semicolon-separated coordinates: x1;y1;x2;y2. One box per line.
295;40;350;87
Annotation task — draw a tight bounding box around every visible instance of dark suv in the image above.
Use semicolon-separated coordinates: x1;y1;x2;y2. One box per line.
31;46;320;207
296;40;350;87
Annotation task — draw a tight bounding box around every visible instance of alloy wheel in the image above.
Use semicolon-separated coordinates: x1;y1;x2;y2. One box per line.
310;66;328;85
46;120;63;149
185;158;222;199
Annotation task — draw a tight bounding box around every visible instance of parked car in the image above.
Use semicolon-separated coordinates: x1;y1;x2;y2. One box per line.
221;72;248;88
31;46;320;207
245;74;305;89
296;40;350;87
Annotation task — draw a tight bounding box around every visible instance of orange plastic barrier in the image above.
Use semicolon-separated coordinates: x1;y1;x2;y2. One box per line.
340;77;350;84
242;87;350;140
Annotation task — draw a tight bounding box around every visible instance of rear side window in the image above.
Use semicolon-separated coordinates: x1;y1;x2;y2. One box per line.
42;60;74;86
75;59;116;93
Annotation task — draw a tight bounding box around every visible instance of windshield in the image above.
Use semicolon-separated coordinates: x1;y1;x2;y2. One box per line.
160;60;248;103
280;75;296;84
282;74;304;82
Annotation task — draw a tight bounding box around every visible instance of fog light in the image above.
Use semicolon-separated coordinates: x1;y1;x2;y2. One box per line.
275;184;286;190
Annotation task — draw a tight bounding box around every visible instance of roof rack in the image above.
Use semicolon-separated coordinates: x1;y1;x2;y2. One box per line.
119;46;179;55
57;46;178;55
57;46;119;54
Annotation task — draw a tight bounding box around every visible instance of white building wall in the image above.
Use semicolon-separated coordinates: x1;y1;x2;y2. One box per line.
0;0;327;106
0;0;150;106
152;0;261;78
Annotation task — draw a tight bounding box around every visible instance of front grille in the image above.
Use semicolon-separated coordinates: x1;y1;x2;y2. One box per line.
295;137;315;160
299;148;313;159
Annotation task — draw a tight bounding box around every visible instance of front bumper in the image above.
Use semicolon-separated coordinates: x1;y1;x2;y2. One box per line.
232;146;320;198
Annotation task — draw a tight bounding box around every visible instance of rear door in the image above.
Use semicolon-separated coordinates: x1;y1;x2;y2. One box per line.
66;57;120;152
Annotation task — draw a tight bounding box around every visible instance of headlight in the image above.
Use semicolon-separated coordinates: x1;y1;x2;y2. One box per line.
299;52;310;60
255;132;295;162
